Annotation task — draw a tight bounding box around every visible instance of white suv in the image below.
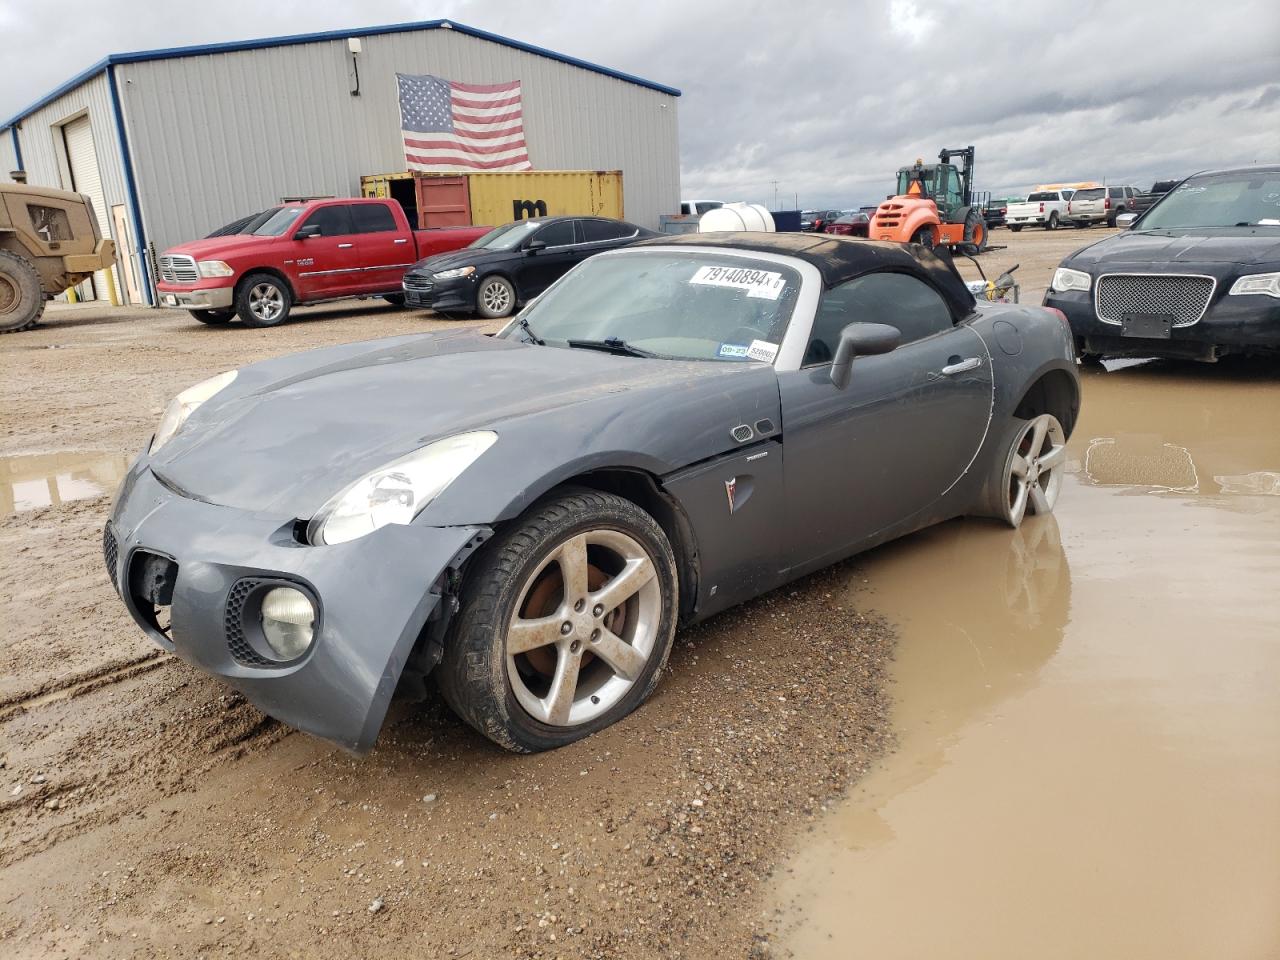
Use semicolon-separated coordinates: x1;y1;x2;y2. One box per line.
1068;185;1139;227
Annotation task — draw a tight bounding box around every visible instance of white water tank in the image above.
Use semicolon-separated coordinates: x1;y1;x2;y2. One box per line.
698;202;776;233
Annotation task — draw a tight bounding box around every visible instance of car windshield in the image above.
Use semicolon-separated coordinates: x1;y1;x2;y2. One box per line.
1140;172;1280;228
502;251;803;363
470;220;544;250
252;206;307;236
1073;188;1105;200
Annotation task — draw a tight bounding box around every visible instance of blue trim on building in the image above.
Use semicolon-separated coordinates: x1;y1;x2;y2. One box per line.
8;126;21;170
107;66;153;306
1;19;680;130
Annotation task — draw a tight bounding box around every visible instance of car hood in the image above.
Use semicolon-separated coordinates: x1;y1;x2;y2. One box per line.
407;246;513;275
162;234;279;260
149;329;779;517
1067;228;1280;267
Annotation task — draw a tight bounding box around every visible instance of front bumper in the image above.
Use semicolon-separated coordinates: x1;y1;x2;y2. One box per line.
1045;286;1280;360
157;283;235;310
105;463;485;753
402;273;477;312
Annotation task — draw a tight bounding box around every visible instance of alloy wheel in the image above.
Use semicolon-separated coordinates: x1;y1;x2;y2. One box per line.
1004;414;1067;526
249;283;284;322
481;279;512;315
505;529;661;726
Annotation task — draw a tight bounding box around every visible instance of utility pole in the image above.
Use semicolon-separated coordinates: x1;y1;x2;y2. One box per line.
771;180;779;209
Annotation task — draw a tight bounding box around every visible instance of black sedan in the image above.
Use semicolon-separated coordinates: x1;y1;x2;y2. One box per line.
1045;165;1280;362
402;216;655;318
105;233;1078;754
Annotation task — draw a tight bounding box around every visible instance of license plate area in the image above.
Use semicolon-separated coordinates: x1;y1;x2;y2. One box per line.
1121;312;1173;339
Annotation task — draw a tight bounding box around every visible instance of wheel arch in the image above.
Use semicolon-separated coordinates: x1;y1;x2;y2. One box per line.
235;267;296;301
1013;367;1080;438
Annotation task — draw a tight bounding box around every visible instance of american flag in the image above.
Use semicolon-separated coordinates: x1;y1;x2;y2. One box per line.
396;73;532;172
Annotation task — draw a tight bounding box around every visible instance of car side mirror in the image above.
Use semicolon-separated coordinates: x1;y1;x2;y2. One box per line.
829;322;901;389
524;239;546;254
1115;212;1137;229
295;224;321;239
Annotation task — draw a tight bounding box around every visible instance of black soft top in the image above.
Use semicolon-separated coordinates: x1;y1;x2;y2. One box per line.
636;232;976;318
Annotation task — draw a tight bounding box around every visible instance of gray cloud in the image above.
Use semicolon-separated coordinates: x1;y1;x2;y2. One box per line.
3;0;1277;207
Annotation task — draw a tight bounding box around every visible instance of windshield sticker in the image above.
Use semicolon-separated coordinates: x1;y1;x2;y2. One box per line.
689;265;786;300
747;340;779;362
718;343;750;358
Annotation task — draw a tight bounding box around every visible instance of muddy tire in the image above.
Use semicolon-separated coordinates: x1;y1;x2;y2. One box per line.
978;414;1067;528
475;275;516;319
236;273;292;327
0;249;45;334
438;488;679;753
910;226;935;249
189;308;236;325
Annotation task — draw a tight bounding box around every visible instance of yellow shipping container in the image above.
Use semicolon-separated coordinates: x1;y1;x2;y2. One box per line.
359;170;624;228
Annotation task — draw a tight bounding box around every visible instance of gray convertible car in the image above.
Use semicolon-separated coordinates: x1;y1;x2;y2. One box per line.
104;233;1080;754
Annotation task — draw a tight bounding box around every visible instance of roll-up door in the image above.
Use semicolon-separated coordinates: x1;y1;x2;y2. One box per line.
62;115;113;302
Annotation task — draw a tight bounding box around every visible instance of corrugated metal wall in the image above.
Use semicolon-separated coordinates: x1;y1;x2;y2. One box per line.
117;28;679;253
0;73;135;300
0;133;17;179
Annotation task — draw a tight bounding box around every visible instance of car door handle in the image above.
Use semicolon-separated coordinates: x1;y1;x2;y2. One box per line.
337;242;354;249
940;357;982;375
393;238;408;244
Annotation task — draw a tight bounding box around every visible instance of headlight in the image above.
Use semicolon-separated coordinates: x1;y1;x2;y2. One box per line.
150;370;237;454
307;431;497;545
432;266;476;280
197;260;235;278
1229;273;1280;298
1050;267;1092;293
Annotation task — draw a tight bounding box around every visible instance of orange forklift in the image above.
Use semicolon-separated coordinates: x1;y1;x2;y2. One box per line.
869;146;989;253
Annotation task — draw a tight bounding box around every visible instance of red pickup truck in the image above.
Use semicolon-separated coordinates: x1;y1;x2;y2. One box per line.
155;198;489;327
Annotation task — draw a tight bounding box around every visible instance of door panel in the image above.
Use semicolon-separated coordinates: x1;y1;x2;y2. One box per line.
514;220;580;297
778;325;992;571
290;205;361;299
352;203;414;292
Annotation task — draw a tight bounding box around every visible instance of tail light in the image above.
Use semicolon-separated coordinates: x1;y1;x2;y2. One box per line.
1067;202;1073;214
1039;202;1045;213
1105;197;1112;210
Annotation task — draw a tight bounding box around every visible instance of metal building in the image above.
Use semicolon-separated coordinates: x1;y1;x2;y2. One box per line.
0;20;681;306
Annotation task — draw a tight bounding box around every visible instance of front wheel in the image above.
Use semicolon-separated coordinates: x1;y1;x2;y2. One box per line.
189;308;235;325
236;274;292;327
476;275;516;319
980;414;1067;528
438;489;679;752
910;225;935;249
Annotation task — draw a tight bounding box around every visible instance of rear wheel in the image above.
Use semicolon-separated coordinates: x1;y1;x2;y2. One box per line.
981;414;1067;528
1045;212;1060;231
476;275;516;319
910;225;935;249
961;209;988;254
0;249;44;334
236;273;292;327
1009;225;1023;233
438;489;679;752
189;308;235;325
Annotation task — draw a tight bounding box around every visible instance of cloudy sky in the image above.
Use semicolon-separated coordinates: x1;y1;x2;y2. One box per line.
2;0;1277;207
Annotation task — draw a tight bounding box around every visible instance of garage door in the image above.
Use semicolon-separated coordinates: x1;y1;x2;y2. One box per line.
62;115;113;302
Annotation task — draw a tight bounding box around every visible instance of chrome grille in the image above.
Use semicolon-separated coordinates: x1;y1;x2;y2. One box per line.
158;255;198;283
1095;274;1214;328
402;275;434;293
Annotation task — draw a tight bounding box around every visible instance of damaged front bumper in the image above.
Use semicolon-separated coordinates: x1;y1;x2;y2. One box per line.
105;463;487;753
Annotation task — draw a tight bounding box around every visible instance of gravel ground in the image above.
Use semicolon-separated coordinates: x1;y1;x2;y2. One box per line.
0;290;904;957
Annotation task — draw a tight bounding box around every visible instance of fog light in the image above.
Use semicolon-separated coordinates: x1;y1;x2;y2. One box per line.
260;586;315;660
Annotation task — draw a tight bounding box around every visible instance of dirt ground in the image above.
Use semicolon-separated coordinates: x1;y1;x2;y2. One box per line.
0;225;1117;958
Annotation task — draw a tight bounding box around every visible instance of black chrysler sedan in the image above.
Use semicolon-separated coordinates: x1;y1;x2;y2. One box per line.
1044;165;1280;362
402;216;655;318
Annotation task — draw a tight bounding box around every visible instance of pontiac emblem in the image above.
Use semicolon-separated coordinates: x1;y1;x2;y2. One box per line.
724;477;737;513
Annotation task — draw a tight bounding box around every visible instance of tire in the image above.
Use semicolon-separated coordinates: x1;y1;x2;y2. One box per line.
960;209;988;254
235;273;292;327
475;275;516;319
978;414;1067;528
1045;212;1059;231
382;293;405;307
0;249;45;334
438;488;679;753
189;308;235;325
910;226;935;249
1009;225;1023;233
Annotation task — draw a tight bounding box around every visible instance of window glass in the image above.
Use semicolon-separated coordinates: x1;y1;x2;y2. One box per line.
1027;191;1059;202
581;219;633;243
27;204;72;242
1074;188;1104;201
806;272;952;365
253;206;307;236
300;205;354;237
1141;172;1280;229
351;203;398;233
1108;187;1124;198
533;220;576;247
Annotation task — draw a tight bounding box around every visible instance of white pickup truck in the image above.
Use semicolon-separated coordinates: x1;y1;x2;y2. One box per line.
1005;189;1074;231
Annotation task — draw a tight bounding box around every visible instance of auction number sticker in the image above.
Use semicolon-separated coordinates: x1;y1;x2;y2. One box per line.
689;265;786;300
747;340;779;362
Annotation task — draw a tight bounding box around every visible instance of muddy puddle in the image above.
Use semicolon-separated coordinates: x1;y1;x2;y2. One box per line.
772;358;1280;959
1;451;130;514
